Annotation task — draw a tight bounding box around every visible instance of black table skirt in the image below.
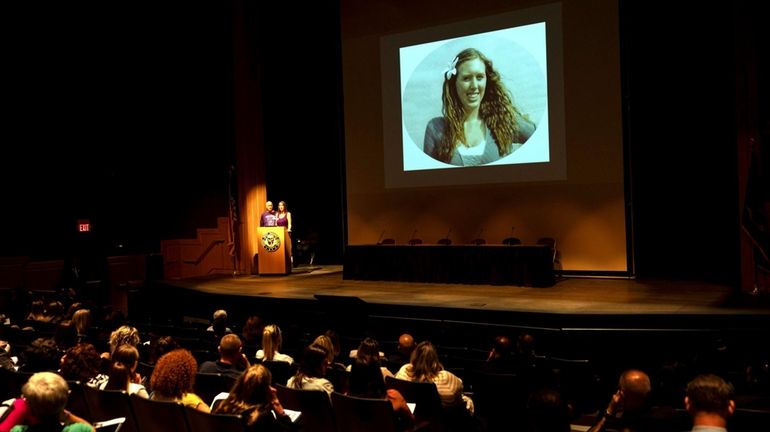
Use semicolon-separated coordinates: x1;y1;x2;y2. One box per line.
343;245;554;287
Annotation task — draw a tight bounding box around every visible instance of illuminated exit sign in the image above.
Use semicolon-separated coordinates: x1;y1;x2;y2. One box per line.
78;219;91;232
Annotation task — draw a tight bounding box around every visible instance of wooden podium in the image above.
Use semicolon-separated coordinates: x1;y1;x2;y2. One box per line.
257;226;291;275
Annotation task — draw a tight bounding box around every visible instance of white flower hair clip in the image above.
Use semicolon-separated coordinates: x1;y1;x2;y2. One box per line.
443;56;458;80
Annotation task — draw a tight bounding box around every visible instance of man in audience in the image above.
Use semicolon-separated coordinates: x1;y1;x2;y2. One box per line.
10;372;94;431
482;335;516;373
685;374;735;432
387;333;415;369
199;334;250;379
206;309;232;335
588;369;676;432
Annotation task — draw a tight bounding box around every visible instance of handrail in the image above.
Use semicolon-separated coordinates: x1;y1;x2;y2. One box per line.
182;239;225;265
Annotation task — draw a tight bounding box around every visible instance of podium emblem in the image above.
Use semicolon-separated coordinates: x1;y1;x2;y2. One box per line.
261;231;281;252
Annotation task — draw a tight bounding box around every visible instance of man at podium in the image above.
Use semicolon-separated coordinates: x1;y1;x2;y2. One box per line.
260;201;277;227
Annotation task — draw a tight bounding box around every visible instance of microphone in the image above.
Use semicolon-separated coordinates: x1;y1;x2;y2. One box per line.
476;227;484;239
376;230;385;245
445;228;452;240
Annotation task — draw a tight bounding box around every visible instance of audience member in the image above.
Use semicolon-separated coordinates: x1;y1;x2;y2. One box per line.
526;388;571;432
395;341;474;414
214;364;294;431
59;343;107;388
349;354;415;430
387;333;416;370
18;338;61;373
347;338;393;378
241;316;264;353
287;344;333;396
102;344;148;397
256;325;293;364
207;309;232;336
482;335;516;373
685;374;735;432
150;349;209;412
106;326;140;359
588;369;676;432
199;334;250;380
149;335;179;365
9;372;94;432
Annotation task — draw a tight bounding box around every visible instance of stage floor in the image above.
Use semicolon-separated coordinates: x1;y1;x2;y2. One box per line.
162;265;769;317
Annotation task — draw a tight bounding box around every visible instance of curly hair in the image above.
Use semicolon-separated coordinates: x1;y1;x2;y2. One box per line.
150;348;198;399
60;343;103;383
436;48;531;163
109;325;140;355
215;364;273;424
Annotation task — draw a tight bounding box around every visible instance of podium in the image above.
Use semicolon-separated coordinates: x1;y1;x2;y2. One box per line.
257;227;292;275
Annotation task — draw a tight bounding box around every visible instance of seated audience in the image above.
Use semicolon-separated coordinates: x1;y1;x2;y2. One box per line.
256;325;293;364
685;374;735;432
482;335;517;374
59;343;107;388
148;335;179;365
347;338;393;378
588;369;676;432
287;344;334;396
526;388;571;432
101;344;149;397
241;316;264;353
214;364;294;431
206;309;232;336
150;349;209;412
9;372;94;432
387;333;416;370
106;326;140;359
395;341;474;414
199;334;250;380
18;339;61;373
349;353;415;430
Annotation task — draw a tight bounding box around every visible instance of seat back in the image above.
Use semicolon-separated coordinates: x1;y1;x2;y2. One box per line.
331;392;399;432
502;237;521;245
379;238;396;245
384;376;443;426
66;381;91;420
194;372;236;407
129;394;189;432
325;366;350;395
184;405;248;432
262;360;296;385
0;368;33;401
275;384;336;432
436;238;452;245
471;371;524;429
82;386;137;432
470;238;486;245
407;238;423;245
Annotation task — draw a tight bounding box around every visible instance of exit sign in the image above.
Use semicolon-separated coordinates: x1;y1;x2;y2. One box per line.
78;220;90;232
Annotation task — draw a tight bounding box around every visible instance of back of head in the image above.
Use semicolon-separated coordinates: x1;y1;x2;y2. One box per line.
219;334;243;360
356;337;380;360
213;309;228;322
242;316;264;344
349;355;386;399
298;344;329;379
71;309;91;335
527;388;571;432
686;374;734;419
112;344;140;370
21;338;61;372
619;369;652;412
262;325;281;361
410;341;442;381
324;329;341;357
105;362;132;392
109;325;140;356
492;335;513;360
151;336;179;364
150;349;198;399
313;335;335;363
60;343;102;382
217;364;273;415
22;372;70;420
398;333;415;355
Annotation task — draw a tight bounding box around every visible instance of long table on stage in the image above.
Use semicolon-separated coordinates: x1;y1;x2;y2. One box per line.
343;244;555;287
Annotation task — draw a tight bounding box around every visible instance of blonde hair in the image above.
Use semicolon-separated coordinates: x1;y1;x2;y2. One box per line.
261;325;282;361
21;372;70;418
109;325;140;355
71;309;90;335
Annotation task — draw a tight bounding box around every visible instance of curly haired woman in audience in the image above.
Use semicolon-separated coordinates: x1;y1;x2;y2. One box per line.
214;364;294;431
150;349;209;412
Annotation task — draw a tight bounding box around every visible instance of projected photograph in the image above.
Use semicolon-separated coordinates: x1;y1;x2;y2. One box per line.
400;23;548;171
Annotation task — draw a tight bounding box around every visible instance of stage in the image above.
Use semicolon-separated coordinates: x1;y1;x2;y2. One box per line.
155;264;770;325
